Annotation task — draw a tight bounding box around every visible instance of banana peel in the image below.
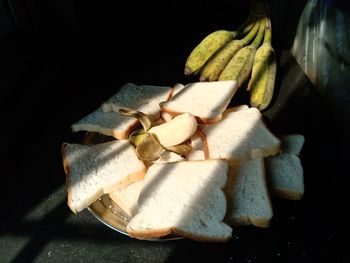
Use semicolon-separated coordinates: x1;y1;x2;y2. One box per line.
120;108;196;161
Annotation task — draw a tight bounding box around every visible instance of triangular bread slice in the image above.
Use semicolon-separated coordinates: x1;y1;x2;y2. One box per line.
126;160;232;242
109;151;184;217
225;158;273;228
200;107;281;161
71;83;172;139
71;107;140;140
187;104;250;161
62;140;146;213
159;80;239;124
102;83;172;118
265;134;305;200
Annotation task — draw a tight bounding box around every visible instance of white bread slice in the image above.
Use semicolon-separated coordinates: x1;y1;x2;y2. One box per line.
265;153;304;200
71;83;172;139
126;160;232;242
62;140;146;213
109;151;185;217
200;107;281;162
159;80;239;124
187;105;250;161
102;83;172;118
278;134;305;155
109;180;144;217
265;134;305;200
225;158;273;228
71;107;139;139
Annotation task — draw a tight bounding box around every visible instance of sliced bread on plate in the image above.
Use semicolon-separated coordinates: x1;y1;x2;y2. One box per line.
101;83;172;118
225;158;273;228
160;80;239;124
109;151;185;217
62;139;146;213
71;107;140;140
199;107;281;161
265;134;305;200
71;83;172;139
126;160;232;242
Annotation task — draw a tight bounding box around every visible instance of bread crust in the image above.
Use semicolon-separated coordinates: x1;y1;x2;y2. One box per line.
229;217;271;228
196;128;210;159
62;143;103;213
271;188;304;200
127;227;173;239
103;168;147;194
111;119;139;140
173;228;231;243
61;143;76;213
129;226;231;242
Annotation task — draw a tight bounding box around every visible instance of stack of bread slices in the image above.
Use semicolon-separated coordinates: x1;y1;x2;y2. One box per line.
62;81;305;242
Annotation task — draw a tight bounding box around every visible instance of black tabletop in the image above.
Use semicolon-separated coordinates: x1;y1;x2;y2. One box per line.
1;1;349;262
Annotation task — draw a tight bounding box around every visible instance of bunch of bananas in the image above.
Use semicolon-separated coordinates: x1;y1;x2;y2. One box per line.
184;2;276;111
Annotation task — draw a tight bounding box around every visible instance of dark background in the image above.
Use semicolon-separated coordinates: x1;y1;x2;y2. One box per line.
1;0;349;262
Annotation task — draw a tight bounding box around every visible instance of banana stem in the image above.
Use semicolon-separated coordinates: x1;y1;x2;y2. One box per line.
233;13;256;39
251;18;265;48
240;19;260;45
263;27;272;44
263;18;272;44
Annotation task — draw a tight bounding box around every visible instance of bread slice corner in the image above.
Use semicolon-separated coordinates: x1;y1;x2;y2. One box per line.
160;80;239;124
126;159;232;242
225;158;273;228
62;140;146;213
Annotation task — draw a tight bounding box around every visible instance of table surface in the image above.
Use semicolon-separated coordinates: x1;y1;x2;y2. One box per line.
1;2;349;262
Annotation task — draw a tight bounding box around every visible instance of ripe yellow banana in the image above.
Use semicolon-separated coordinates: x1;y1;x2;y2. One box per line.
249;18;276;110
199;18;260;82
218;18;265;87
184;14;256;76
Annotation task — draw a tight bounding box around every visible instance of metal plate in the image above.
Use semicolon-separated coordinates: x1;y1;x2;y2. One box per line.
83;132;183;241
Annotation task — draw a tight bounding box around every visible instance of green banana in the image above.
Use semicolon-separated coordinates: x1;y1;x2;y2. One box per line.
199;18;260;82
184;14;256;76
249;18;277;110
218;17;265;87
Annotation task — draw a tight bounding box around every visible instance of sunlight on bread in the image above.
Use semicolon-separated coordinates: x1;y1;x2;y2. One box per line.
62;81;305;242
